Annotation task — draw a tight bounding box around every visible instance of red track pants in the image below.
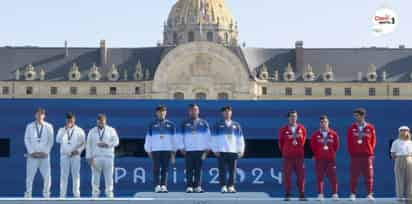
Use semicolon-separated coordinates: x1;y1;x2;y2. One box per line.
315;159;338;194
283;158;305;195
350;156;374;194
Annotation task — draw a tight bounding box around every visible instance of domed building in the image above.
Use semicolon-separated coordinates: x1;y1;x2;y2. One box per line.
164;0;238;46
0;0;411;100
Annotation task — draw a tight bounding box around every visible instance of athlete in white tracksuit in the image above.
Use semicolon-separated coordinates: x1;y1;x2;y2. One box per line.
24;108;54;198
211;106;245;194
86;114;119;198
56;113;86;198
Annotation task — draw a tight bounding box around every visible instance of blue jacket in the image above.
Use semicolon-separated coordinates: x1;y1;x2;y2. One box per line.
211;120;245;154
144;119;177;152
177;118;211;151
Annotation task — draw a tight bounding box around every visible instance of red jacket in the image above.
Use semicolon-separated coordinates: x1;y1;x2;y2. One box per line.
310;129;339;160
278;124;306;158
347;122;376;157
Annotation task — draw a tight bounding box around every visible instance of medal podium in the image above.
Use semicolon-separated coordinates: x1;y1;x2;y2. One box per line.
0;194;399;204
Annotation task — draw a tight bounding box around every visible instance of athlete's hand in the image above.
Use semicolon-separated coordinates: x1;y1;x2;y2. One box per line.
87;158;95;166
37;152;48;158
97;142;109;148
201;151;208;160
147;152;152;159
30;152;41;158
71;150;80;156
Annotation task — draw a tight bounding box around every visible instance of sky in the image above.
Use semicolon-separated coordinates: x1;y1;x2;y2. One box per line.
0;0;410;48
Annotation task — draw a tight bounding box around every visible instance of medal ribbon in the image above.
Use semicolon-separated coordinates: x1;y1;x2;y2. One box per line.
66;127;75;143
321;130;328;146
98;127;105;141
358;123;365;141
35;123;44;142
291;126;297;140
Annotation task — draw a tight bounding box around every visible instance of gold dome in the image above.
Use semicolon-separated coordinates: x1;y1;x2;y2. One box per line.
164;0;239;46
168;0;236;28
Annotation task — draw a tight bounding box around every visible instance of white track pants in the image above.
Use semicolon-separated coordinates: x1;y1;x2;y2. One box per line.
60;156;81;197
25;157;51;197
91;157;114;197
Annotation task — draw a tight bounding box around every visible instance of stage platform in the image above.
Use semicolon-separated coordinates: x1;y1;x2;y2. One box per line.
0;193;402;204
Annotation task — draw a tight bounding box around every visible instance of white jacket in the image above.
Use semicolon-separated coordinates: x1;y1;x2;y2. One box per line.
86;125;119;159
144;119;177;152
177;118;212;151
56;125;86;158
211;120;245;154
24;121;54;155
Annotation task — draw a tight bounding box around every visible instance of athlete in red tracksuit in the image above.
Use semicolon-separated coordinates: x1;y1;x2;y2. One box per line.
309;115;339;201
278;110;307;201
347;108;376;201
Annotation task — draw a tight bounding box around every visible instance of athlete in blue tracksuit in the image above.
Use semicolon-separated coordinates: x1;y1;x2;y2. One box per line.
177;104;211;193
144;105;177;193
211;106;245;193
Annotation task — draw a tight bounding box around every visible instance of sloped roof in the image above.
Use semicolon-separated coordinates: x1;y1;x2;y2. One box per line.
1;45;412;82
241;47;412;82
0;46;170;81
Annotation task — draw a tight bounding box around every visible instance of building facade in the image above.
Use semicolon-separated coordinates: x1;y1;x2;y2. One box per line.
0;0;412;100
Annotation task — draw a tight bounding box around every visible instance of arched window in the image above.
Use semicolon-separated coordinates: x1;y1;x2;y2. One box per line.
224;32;229;43
217;92;229;100
173;92;185;100
173;32;178;44
207;32;214;42
188;31;195;42
195;92;207;100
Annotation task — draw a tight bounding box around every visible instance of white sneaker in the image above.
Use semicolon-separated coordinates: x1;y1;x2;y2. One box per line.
194;186;204;193
221;186;228;193
24;192;32;199
92;189;100;198
332;194;339;201
318;194;324;201
106;192;114;199
349;193;356;201
228;186;237;193
186;187;194;193
154;185;162;193
43;192;50;198
397;197;405;202
160;185;168;193
367;194;375;201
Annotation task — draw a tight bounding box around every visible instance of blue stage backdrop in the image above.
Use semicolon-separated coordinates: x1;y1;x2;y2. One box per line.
0;99;408;197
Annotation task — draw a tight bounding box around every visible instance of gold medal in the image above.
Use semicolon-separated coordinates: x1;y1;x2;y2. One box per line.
292;140;298;145
357;139;363;144
323;145;329;150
